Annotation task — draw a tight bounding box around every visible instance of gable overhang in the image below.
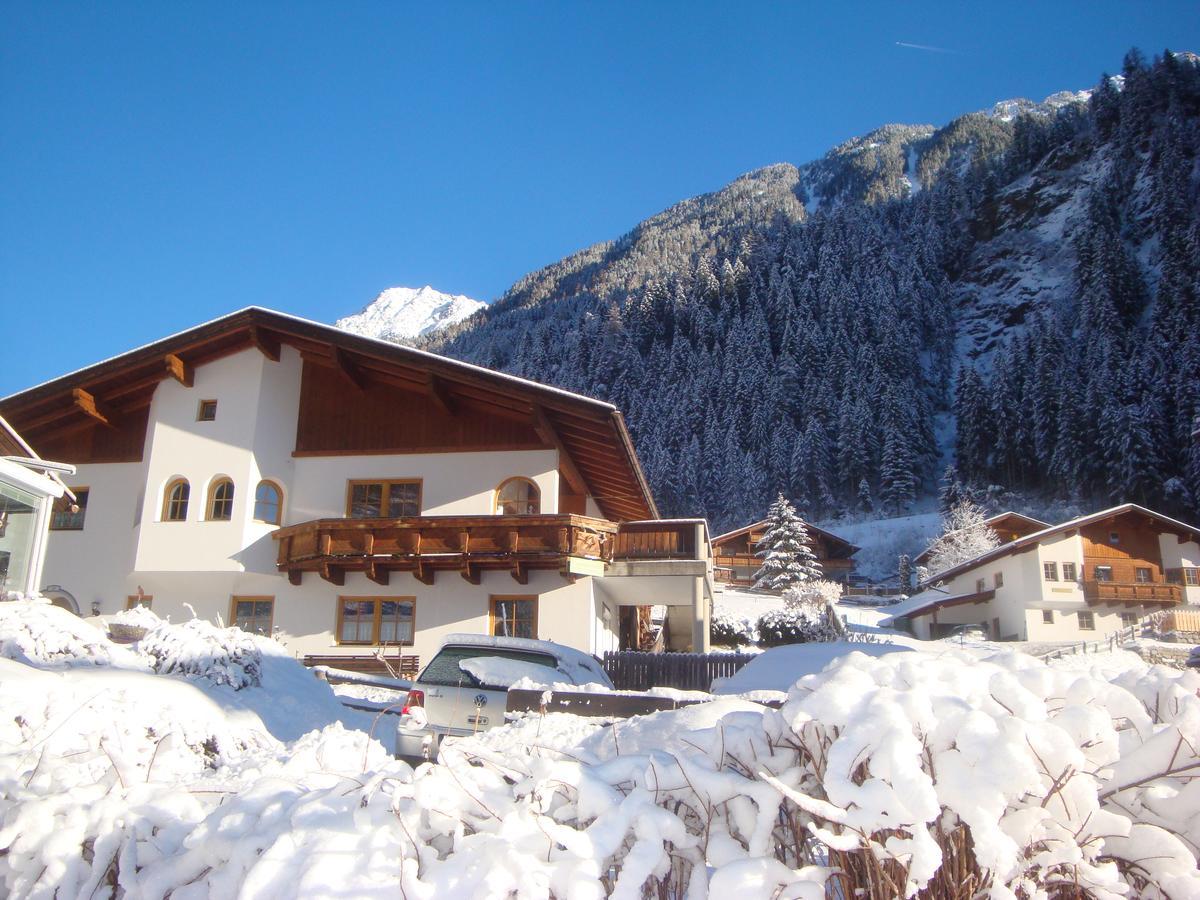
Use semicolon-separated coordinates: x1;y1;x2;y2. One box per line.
0;307;657;521
711;517;860;556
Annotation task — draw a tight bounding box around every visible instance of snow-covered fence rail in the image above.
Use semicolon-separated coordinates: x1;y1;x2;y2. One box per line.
601;650;755;691
1036;621;1144;661
310;666;412;692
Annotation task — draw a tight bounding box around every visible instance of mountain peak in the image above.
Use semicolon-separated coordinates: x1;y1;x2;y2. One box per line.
335;286;486;343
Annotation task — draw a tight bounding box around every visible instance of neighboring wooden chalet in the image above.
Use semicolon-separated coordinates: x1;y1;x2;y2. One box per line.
711;519;858;587
913;510;1049;569
890;504;1200;641
0;415;73;597
0;307;716;660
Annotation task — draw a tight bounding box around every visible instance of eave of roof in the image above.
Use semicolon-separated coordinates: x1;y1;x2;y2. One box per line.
711;517;859;554
919;503;1200;587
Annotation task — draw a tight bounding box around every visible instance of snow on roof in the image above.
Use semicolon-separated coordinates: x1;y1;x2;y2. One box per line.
914;510;1050;563
920;503;1200;587
711;517;859;552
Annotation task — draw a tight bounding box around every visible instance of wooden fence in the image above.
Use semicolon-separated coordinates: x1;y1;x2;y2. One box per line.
602;650;756;692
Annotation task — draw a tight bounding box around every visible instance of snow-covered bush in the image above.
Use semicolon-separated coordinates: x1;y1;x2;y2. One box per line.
710;612;755;646
0;598;146;669
140;618;263;690
782;578;843;613
5;646;1200;896
109;603;162;630
757;605;838;646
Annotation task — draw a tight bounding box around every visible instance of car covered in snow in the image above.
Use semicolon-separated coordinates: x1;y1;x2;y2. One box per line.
395;633;612;762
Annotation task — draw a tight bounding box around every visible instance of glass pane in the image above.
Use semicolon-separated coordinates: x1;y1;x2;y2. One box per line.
0;481;40;591
387;483;419;517
497;480;539;515
167;482;189;521
350;484;383;518
254;483;280;522
51;489;87;530
418;646;556;687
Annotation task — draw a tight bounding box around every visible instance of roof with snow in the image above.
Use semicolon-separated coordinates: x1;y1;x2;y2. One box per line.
919;503;1200;588
711;518;859;556
913;510;1049;566
0;307;658;521
879;587;995;623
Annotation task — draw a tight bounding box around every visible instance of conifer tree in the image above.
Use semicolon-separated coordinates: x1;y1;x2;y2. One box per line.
753;494;822;590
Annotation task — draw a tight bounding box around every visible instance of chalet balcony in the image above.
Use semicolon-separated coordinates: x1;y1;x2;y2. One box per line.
272;514;709;587
1082;580;1182;605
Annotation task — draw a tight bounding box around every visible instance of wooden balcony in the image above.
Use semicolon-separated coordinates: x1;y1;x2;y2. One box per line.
1082;580;1182;605
611;520;702;561
273;514;619;586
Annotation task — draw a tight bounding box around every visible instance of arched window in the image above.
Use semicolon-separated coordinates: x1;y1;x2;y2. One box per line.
163;479;190;522
206;478;234;521
495;477;540;515
254;480;283;525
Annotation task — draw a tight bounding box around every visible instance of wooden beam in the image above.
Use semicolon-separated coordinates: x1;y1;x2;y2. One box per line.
532;406;589;496
164;353;194;387
426;373;457;415
249;326;281;362
288;570;303;586
319;563;345;586
332;347;367;391
461;561;481;585
415;560;435;585
365;560;389;586
72;388;118;429
510;561;528;585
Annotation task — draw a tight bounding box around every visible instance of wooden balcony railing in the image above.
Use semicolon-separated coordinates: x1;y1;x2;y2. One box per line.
273;514;619;587
1082;580;1182;605
611;520;700;561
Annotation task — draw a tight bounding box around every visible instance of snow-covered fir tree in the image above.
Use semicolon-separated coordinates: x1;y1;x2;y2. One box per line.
753;494;823;590
925;499;1003;579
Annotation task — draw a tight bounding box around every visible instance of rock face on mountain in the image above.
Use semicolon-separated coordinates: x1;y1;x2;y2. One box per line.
423;50;1200;532
335;286;485;343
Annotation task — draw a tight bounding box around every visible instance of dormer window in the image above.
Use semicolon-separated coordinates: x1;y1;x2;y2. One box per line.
495;478;540;515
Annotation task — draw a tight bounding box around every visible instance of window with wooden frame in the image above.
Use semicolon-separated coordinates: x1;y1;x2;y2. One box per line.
230;596;274;636
495;477;540;515
1135;567;1152;583
50;488;88;531
253;480;283;525
1062;562;1077;582
346;480;421;518
1077;611;1095;631
335;597;415;645
1043;562;1058;581
197;399;218;422
490;595;537;639
975;577;986;594
1120;612;1138;627
206;478;234;521
993;571;1003;589
163;479;190;521
1094;565;1113;582
125;594;153;610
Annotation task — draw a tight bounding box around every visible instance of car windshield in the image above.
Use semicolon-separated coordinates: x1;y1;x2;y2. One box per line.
419;646;559;688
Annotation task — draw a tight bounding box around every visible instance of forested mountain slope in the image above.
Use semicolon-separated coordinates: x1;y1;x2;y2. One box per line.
425;51;1200;533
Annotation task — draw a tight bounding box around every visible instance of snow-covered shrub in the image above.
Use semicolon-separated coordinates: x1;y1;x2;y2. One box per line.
109;603;162;630
140;618;263;690
710;612;755;646
782;578;843;613
757;606;838;646
0;598;146;669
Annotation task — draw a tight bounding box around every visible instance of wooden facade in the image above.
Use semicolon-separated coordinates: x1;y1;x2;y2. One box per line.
711;519;857;587
1079;510;1182;606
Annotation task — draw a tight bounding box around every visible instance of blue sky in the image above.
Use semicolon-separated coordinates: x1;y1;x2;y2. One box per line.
2;2;1197;396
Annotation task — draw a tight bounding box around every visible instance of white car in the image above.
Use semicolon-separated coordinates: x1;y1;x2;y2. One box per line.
395;633;612;762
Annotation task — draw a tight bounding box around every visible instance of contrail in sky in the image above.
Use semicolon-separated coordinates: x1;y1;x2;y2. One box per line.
895;41;962;55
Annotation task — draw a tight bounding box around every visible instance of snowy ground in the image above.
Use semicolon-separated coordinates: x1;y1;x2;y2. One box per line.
816;509;943;580
4;596;1200;897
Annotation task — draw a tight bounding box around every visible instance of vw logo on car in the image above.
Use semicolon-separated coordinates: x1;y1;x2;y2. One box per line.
473;694;488;707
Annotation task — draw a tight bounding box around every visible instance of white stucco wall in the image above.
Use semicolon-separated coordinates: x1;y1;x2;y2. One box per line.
1160;534;1200;605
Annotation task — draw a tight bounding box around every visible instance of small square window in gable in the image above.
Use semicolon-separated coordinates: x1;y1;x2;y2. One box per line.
197;400;218;422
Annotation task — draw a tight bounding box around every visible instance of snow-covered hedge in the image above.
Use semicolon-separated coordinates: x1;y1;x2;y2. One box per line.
710;612;755;647
140;618;264;690
757;605;838;646
0;598;146;669
4;607;1200;897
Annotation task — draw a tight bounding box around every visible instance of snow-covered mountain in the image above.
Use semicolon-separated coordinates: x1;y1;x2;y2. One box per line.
335;286;485;343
